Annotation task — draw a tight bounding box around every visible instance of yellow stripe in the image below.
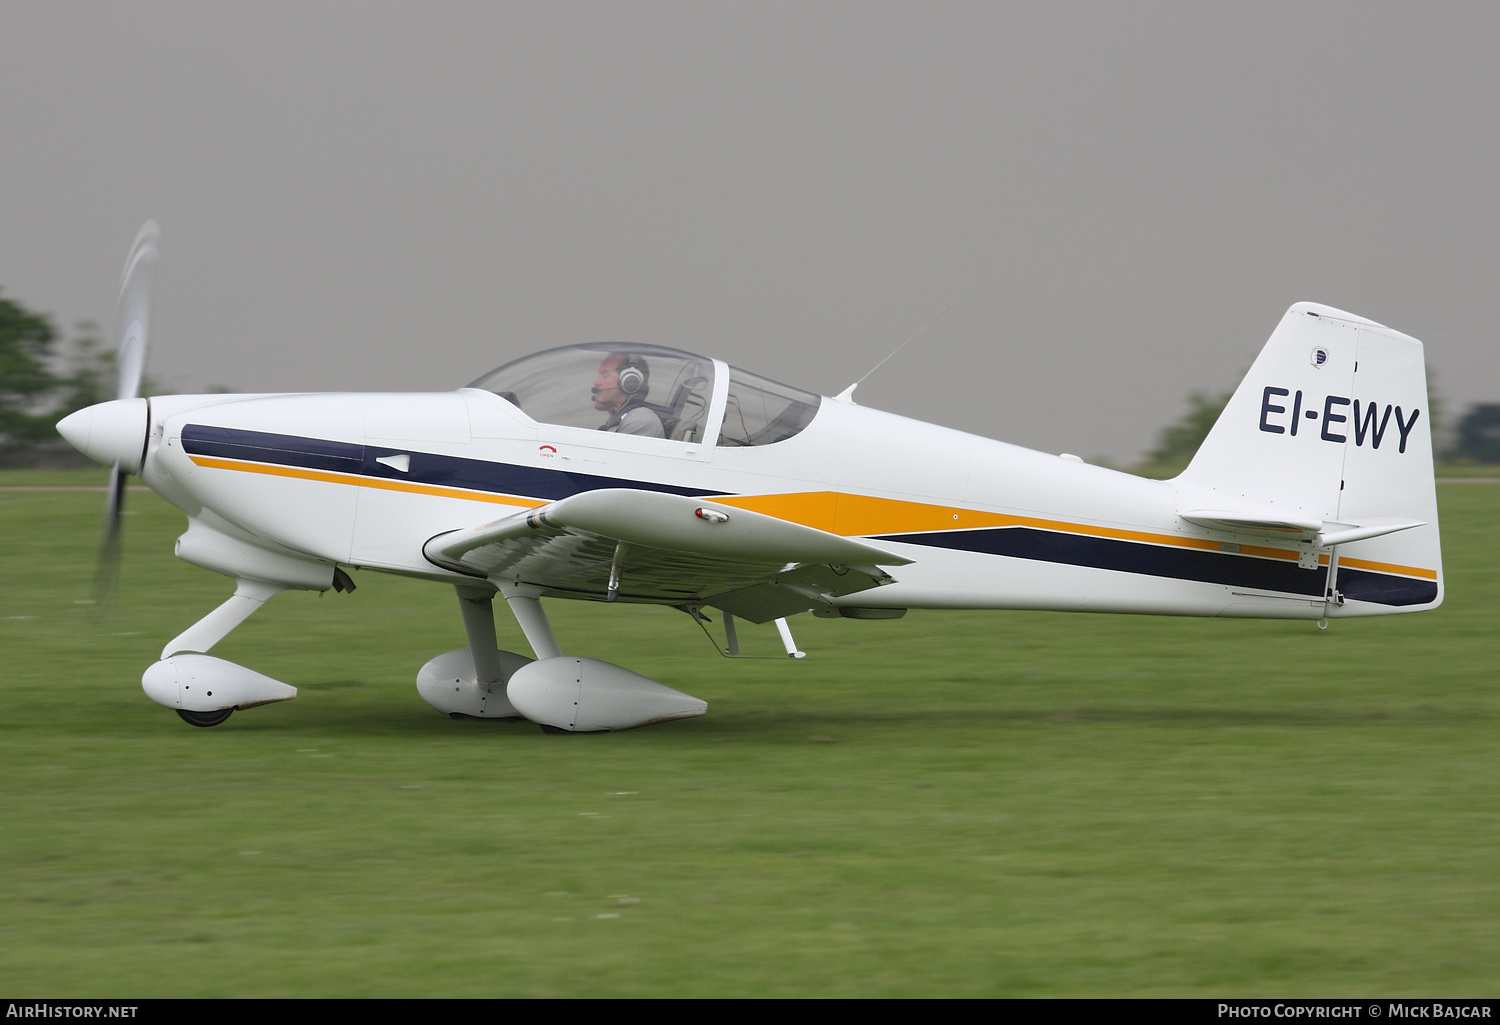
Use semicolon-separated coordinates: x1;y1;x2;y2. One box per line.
717;491;1435;577
1338;556;1439;581
188;456;546;507
716;491;1296;559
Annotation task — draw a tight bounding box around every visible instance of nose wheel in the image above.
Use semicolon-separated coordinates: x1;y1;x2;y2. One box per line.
176;708;234;728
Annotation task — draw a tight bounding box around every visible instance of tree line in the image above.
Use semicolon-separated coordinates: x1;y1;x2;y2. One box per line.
3;285;1498;469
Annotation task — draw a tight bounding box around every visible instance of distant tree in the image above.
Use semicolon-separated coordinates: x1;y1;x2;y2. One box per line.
53;324;111;411
0;289;62;445
1456;404;1500;464
0;290;112;459
1143;389;1232;469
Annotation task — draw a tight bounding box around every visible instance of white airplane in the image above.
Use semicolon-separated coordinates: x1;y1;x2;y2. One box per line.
58;225;1443;732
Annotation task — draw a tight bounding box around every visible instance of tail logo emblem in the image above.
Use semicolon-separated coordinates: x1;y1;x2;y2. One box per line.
1310;347;1329;368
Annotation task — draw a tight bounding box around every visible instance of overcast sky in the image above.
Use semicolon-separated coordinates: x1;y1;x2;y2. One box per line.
3;2;1496;463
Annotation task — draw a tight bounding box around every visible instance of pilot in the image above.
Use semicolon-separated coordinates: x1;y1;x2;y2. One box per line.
593;353;665;437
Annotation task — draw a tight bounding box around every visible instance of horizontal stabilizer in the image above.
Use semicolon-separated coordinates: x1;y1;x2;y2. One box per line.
1178;508;1424;548
1314;518;1425;548
1177;508;1323;537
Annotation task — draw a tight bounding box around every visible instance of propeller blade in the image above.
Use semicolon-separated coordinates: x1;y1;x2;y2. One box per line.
115;222;159;402
93;463;128;608
94;222;158;608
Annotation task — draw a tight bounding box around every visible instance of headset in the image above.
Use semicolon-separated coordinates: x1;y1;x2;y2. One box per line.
614;354;649;397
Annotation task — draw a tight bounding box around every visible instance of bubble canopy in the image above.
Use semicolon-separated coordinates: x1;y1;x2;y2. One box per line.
469;343;820;447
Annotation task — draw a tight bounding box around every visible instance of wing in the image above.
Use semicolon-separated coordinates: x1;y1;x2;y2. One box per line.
423;488;912;623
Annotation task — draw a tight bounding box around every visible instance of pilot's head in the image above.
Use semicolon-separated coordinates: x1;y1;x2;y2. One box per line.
592;353;649;412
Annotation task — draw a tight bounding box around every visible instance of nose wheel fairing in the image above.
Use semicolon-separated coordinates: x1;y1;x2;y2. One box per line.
143;653;297;715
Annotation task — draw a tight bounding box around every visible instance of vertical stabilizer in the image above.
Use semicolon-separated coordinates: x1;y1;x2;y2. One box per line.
1174;303;1441;614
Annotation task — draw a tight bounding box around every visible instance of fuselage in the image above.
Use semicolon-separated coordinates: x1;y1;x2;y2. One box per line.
131;381;1431;622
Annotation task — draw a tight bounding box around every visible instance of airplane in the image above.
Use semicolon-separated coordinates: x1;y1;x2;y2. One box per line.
57;224;1443;733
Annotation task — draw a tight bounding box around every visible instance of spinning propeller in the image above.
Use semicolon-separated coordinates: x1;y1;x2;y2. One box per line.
87;223;159;605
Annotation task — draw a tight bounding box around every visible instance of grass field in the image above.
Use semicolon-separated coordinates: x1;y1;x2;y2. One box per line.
2;470;1497;997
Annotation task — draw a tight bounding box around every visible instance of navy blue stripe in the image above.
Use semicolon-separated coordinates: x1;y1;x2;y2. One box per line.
880;527;1438;607
359;444;723;500
181;425;724;500
182;424;363;474
1337;568;1438;607
876;526;1329;597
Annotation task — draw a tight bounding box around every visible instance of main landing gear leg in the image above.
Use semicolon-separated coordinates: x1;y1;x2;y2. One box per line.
499;584;563;661
498;584;576;734
455;585;512;688
452;585;527;719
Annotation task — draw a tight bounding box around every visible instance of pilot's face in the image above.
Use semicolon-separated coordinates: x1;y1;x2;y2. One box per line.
592;356;625;411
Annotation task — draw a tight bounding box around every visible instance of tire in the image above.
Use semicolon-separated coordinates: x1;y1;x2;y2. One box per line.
176;708;233;728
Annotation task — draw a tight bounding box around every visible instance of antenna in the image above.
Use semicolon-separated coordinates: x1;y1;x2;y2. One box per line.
833;277;974;404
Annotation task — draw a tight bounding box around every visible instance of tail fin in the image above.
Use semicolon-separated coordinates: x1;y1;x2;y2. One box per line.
1174;302;1442;614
